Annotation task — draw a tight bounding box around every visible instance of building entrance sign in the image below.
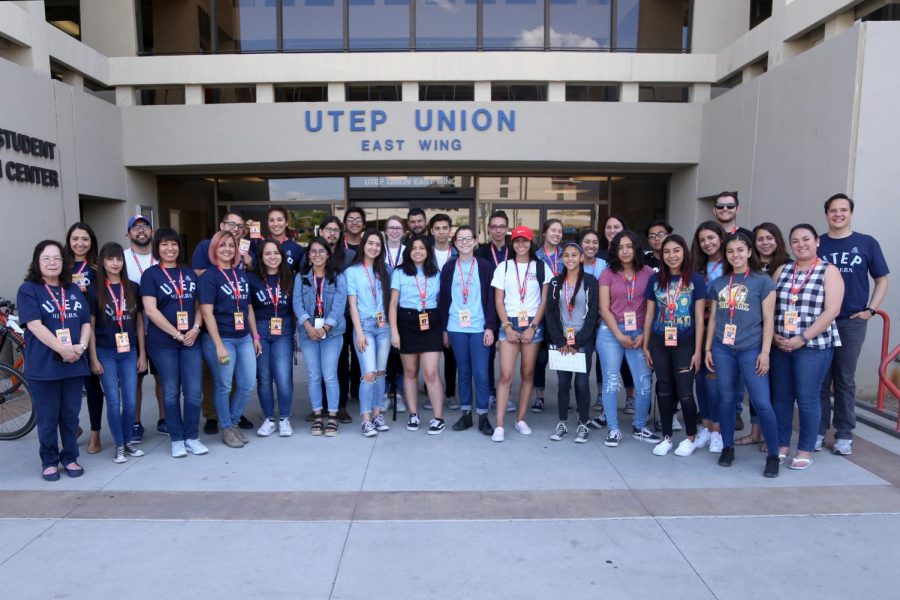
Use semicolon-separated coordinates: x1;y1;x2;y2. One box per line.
0;127;59;188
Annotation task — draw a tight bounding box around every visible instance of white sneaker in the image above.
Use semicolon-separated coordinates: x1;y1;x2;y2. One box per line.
184;438;209;455
492;426;505;442
515;421;533;435
709;431;724;453
278;418;293;437
257;418;277;437
506;400;516;413
832;438;853;455
171;441;187;458
674;438;697;457
672;415;683;431
694;427;710;448
395;393;407;413
446;396;460;410
814;434;824;452
653;436;673;456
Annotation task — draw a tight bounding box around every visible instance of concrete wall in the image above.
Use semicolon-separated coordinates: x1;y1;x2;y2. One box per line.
79;0;137;57
691;0;749;54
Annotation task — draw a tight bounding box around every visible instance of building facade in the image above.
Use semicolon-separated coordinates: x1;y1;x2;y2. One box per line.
0;0;897;394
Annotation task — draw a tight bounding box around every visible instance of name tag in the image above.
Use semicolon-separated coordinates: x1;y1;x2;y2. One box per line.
314;317;325;334
249;223;262;239
459;309;471;328
517;308;529;328
784;310;799;333
56;328;72;345
234;312;245;331
239;238;251;256
565;326;576;347
664;327;678;347
176;311;190;331
723;323;737;346
75;275;88;292
375;311;386;328
418;311;430;331
623;311;637;331
270;317;282;335
115;332;131;354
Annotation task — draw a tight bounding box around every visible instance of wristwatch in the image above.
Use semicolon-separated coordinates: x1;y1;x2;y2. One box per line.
866;307;877;316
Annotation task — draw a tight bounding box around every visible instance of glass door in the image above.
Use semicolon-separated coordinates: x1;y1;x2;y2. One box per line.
223;203;334;245
481;203;596;243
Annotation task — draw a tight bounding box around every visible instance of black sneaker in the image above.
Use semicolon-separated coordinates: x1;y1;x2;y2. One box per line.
632;426;661;443
427;418;445;435
531;398;544;413
407;413;420;431
763;456;780;478
453;411;473;431
589;416;607;430
478;414;494;436
304;411;317;423
337;409;353;424
203;419;218;435
157;419;169;436
131;422;144;444
718;447;735;467
238;415;254;430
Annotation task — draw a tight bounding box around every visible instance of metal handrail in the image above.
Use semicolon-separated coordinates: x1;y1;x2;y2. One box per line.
877;343;900;432
875;310;892;411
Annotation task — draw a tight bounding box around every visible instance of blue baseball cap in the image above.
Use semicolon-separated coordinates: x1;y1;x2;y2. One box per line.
127;215;152;230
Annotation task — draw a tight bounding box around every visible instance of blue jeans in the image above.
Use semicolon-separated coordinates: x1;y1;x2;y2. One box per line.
150;344;202;442
771;346;832;452
695;364;720;424
257;333;294;420
595;323;652;431
31;377;83;468
96;346;138;447
448;331;491;414
353;318;391;416
299;334;342;412
201;334;257;429
711;342;777;456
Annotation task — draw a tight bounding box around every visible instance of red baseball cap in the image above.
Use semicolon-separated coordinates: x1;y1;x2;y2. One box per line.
510;226;534;241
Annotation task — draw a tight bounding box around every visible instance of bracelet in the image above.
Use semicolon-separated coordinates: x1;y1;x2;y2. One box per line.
800;332;809;343
501;321;512;330
253;334;261;341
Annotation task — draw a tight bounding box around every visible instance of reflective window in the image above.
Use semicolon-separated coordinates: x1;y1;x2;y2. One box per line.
138;0;212;54
566;84;619;101
638;84;689;103
491;84;546;101
419;84;475;101
416;0;477;49
346;84;402;101
215;0;278;52
349;0;410;50
275;85;328;102
283;0;344;50
483;0;545;49
204;86;257;104
137;87;186;105
549;0;611;49
615;0;689;52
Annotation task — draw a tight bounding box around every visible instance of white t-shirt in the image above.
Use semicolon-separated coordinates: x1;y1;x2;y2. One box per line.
125;248;158;284
434;248;451;271
490;259;551;316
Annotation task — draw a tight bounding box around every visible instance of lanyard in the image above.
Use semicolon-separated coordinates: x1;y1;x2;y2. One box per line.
457;259;476;304
490;244;507;267
130;249;156;276
363;265;380;304
705;260;721;284
218;268;242;311
727;271;750;323
314;275;325;317
665;277;683;323
620;271;637;308
161;267;185;311
75;261;87;276
545;248;559;276
44;284;67;328
563;279;577;326
105;281;126;332
265;275;281;318
414;272;429;310
789;260;818;305
387;245;402;270
513;260;530;305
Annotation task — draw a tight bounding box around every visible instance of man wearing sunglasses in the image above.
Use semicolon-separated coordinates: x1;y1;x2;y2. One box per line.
713;191;753;240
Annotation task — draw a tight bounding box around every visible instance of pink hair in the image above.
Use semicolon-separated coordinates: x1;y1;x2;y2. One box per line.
208;231;240;268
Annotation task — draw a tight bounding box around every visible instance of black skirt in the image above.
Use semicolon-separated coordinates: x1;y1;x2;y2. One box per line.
397;307;443;354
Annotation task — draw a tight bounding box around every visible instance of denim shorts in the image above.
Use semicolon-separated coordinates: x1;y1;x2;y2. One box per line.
499;317;544;344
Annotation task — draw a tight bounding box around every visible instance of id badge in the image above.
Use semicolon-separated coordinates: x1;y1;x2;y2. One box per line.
517;308;529;328
234;312;245;331
623;311;638;332
314;317;325;333
784;311;799;333
176;311;190;331
459;309;472;328
664;326;678;347
270;317;282;336
418;311;430;331
239;238;251;256
375;311;386;328
249;222;262;239
56;328;72;346
565;326;576;347
75;275;88;292
115;332;131;354
723;323;737;346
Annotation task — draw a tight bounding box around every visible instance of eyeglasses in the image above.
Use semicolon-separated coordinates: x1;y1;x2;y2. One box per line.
345;217;363;224
647;232;668;239
386;226;404;232
130;224;152;232
40;256;63;264
222;221;245;229
309;248;328;256
489;224;507;230
321;227;341;235
715;203;737;210
455;236;475;244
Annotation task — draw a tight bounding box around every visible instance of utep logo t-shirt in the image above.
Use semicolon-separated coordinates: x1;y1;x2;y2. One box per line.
818;232;890;319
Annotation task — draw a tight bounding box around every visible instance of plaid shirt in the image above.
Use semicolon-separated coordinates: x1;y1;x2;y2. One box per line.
774;261;841;349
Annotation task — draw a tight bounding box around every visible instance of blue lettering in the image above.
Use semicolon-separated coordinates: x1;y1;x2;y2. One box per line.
305;110;322;132
372;140;382;151
451;139;462;150
437;110;455;131
350;110;366;132
327;110;344;132
362;140;370;151
419;139;432;150
460;110;466;131
415;109;432;131
498;110;515;131
371;110;387;131
472;109;492;131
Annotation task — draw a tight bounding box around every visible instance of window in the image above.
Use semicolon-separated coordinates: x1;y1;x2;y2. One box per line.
83;78;115;104
215;0;278;52
283;0;343;50
204;86;257;104
274;85;328;102
711;72;741;100
349;0;410;50
45;0;81;40
566;84;619;101
638;84;689;103
491;84;547;101
137;87;186;105
346;84;402;101
416;0;477;49
750;0;772;29
483;0;545;49
419;84;475;101
615;0;690;52
549;0;611;49
139;0;212;54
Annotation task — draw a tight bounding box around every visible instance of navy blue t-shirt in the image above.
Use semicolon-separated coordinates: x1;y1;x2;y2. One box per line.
251;238;305;272
198;267;251;338
140;265;200;350
818;232;889;319
16;281;90;381
72;261;96;293
247;273;294;336
643;273;706;337
87;281;143;350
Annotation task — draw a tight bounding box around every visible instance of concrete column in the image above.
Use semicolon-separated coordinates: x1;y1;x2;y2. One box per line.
61;70;84;89
327;82;345;102
115;85;135;106
620;82;639;103
185;84;203;105
690;83;711;103
743;61;765;82
256;83;274;103
547;82;566;102
825;11;855;39
474;81;491;102
402;81;419;102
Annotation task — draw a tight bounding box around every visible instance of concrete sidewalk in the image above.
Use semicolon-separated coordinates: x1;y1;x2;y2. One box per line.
1;369;899;599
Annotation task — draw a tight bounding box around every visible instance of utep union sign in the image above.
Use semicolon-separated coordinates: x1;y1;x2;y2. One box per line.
0;128;60;188
303;108;516;153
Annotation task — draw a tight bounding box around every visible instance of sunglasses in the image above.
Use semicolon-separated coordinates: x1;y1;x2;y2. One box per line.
715;203;737;210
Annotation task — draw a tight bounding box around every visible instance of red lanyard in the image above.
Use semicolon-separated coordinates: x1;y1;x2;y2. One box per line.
105;281;126;332
161;267;185;311
218;268;242;311
457;259;476;304
363;265;380;303
513;260;530;305
490;244;506;267
44;284;67;328
131;250;156;276
665;278;683;322
314;275;325;317
563;279;576;325
727;271;750;322
75;261;87;276
414;273;429;310
789;260;818;305
265;275;281;318
545;248;559;276
620;271;637;307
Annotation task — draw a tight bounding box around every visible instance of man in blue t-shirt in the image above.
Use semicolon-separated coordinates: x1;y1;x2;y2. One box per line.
817;193;890;456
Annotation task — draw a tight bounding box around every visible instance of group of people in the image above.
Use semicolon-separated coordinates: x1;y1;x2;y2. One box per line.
17;192;888;482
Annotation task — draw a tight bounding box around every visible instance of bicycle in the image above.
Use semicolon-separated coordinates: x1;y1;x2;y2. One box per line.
0;298;25;372
0;362;34;440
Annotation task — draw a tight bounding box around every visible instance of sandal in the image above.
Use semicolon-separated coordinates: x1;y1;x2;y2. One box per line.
760;442;768;454
324;417;339;437
735;434;761;446
788;456;813;470
310;417;324;436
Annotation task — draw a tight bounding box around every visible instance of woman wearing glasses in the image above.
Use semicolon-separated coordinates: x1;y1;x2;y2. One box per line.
383;215;407;412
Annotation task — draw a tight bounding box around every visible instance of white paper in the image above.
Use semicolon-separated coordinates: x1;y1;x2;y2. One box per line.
548;349;586;373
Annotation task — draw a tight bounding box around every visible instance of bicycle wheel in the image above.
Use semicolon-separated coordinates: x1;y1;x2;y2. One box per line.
0;363;35;440
0;326;25;372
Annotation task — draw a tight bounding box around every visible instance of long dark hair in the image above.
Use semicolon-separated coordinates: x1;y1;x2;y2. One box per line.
607;230;645;273
753;222;789;274
268;207;294;240
400;235;438;277
25;240;72;287
320;215;346;269
722;233;762;274
302;235;336;282
254;238;295;299
96;242;138;325
64;222;98;269
657;234;693;289
351;229;391;310
556;242;585;311
691;221;726;275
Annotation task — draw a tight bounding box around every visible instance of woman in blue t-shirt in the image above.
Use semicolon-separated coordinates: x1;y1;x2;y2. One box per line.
141;228;206;458
641;235;706;457
87;243;146;465
17;240;92;481
199;231;262;449
247;239;295;438
704;233;779;477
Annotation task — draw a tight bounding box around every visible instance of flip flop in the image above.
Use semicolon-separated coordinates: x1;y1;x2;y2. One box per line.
735;435;761;446
788;457;813;470
778;453;787;466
